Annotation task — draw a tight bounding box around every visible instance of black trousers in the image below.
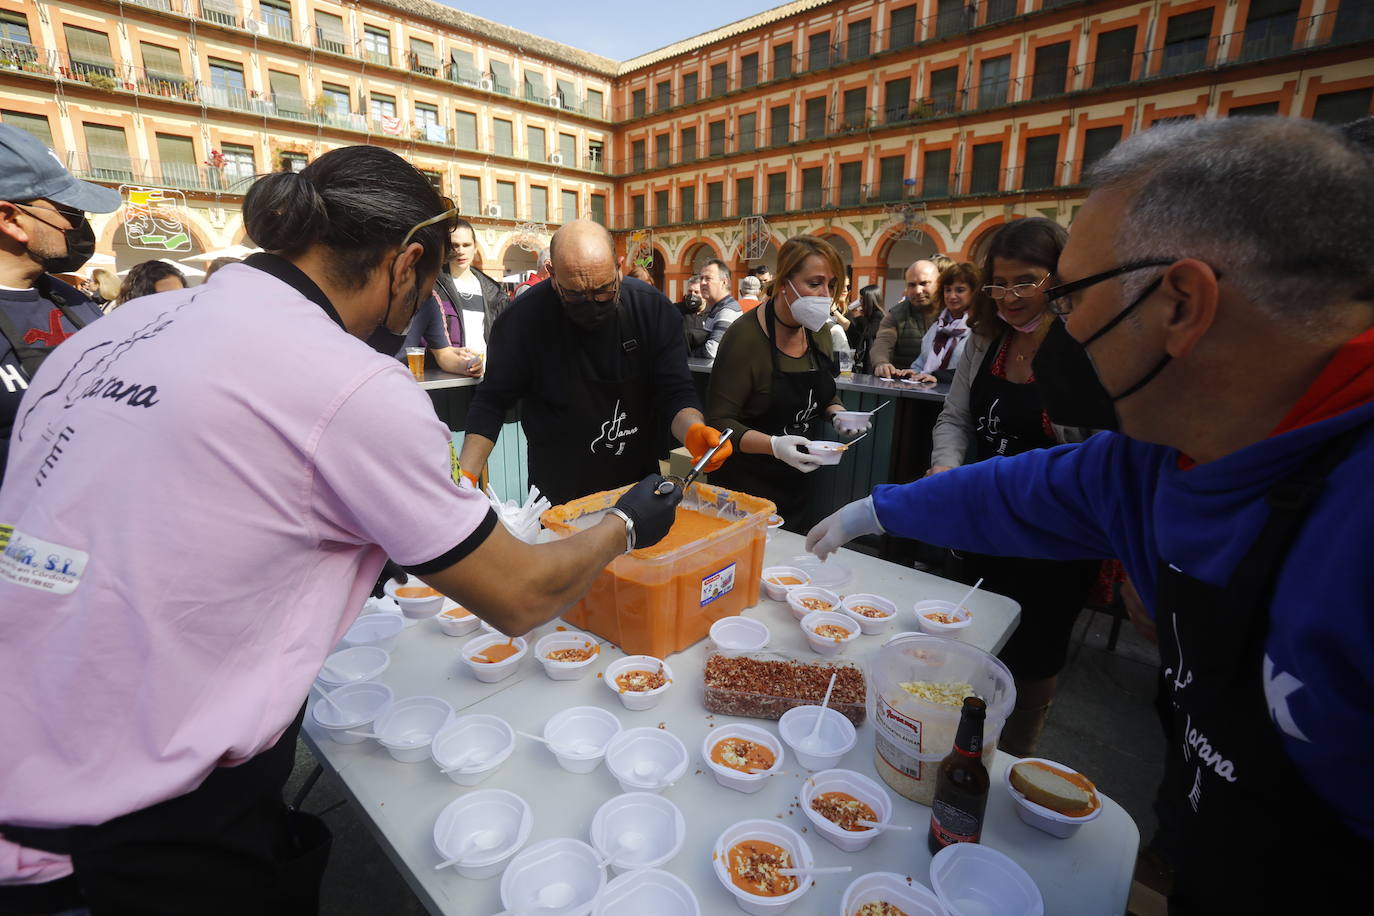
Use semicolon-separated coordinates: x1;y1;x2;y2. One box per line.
0;706;331;916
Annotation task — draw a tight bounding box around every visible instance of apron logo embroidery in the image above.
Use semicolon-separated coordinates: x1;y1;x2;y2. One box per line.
791;389;818;433
1188;768;1203;812
976;397;1009;454
591;398;639;457
1163;611;1193;694
1183;712;1238;783
1263;654;1311;743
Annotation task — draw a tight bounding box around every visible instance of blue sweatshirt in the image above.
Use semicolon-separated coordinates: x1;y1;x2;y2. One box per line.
873;400;1374;839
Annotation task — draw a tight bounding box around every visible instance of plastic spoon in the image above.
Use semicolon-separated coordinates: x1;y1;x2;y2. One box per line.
950;577;985;619
798;673;838;753
837;432;868;451
858;819;913;832
438;749;492;774
318;662;351;681
433;828;502;870
343;729;428;745
514;730;598;756
780;865;853;877
596;829;646;867
310;683;347;716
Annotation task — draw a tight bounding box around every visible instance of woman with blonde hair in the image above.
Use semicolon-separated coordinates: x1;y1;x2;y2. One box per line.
85;267;120;309
706;235;849;527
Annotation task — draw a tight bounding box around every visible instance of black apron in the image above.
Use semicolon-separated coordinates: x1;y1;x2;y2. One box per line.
524;300;656;506
710;303;836;523
969;333;1054;459
1154;423;1371;913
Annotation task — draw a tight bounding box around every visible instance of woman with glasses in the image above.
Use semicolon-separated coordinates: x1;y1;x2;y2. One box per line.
0;146;685;914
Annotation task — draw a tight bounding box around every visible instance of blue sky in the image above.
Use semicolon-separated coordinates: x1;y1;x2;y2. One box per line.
438;0;785;61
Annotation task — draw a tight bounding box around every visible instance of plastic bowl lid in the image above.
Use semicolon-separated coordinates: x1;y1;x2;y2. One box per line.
787;554;852;589
929;842;1044;916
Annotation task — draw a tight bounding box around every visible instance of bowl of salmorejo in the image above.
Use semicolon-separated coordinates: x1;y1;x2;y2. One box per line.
535;630;601;680
712;819;815;915
786;586;841;621
800;611;859;657
913;600;973;637
839;594;898;635
761;566;811;601
604;655;673;711
798;768;895;853
701;723;785;793
840;872;951;916
1004;757;1103;838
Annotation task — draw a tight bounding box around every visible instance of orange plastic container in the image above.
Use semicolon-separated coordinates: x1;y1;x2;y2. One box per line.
541;483;775;658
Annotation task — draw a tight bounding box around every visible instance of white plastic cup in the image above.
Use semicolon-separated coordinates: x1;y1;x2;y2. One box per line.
786;586;841;621
534;630;601;681
800;610;859;657
590;792;686;875
832;410;871;435
605;726;689;793
804;440;845;465
593;868;700;916
500;838;606;916
839;593;898;635
709;616;770;655
604;655;673;711
315;645;390;690
711;819;815;915
383;577;445;618
929;842;1044;916
913;599;974;637
435;603;481;637
841;872;950;916
778;705;857;770
372;695;453;763
340;613;404;652
797;768;894;853
544;706;622;774
761;566;810;602
310;681;393;744
1003;757;1103;838
461;633;527;683
431;714;515;786
701;724;784;794
765;515;785;543
432;789;532;880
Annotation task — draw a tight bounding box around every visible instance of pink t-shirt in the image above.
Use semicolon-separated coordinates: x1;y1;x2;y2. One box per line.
0;263;492;883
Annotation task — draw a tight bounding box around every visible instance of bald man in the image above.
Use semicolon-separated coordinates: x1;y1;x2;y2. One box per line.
459;220;732;505
870;259;938;378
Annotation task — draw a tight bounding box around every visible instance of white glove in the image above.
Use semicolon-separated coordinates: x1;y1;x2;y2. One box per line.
832;413;870;435
770;435;823;473
806;496;885;559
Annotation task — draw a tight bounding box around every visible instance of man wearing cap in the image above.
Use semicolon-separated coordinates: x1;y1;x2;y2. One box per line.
0;124;121;482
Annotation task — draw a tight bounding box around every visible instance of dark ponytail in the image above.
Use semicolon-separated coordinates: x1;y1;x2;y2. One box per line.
242;145;451;289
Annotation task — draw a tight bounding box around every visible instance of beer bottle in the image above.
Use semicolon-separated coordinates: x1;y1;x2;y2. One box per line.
928;696;990;855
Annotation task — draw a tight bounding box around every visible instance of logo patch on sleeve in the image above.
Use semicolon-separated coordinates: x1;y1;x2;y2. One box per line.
0;525;87;594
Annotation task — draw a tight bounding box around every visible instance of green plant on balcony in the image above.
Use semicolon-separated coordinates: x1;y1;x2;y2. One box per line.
911;99;937;120
0;56;17;71
308;96;332;117
87;72;118;91
20;58;52;74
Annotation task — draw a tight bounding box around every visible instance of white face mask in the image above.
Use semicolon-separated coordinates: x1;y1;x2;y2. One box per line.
786;280;832;332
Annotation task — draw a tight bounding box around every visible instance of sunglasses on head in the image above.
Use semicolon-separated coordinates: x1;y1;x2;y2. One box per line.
399;196;460;250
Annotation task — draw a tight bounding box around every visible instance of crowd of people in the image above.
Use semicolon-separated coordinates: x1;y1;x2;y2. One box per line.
2;113;1372;913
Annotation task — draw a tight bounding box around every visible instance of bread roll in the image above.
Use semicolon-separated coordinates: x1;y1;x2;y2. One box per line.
1010;762;1094;815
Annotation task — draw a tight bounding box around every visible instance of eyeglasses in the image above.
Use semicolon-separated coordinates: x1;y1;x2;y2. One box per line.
399;196;460;251
15;200;86;229
556;276;619;305
1043;259;1179;316
982;273;1050;300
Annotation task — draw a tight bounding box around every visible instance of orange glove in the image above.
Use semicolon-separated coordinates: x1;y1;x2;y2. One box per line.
685;423;733;473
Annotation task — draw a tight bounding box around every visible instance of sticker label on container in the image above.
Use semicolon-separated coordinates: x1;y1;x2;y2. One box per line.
0;524;87;595
700;562;736;606
875;696;926;781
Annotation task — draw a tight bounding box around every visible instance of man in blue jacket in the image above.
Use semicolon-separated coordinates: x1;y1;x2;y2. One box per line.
808;117;1374;912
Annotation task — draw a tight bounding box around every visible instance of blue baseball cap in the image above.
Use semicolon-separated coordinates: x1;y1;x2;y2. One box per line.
0;123;121;213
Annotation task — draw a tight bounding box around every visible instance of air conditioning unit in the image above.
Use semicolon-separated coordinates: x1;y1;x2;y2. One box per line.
479;76;494;92
483;202;502;219
548;151;564;166
549;96;562;109
245;18;267;36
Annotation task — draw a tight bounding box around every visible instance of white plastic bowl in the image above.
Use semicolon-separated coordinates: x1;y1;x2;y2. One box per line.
701;724;784;793
800;610;859;657
431;714;516;786
914;599;973;637
785;586;841;621
604;655;673;711
535;630;601;681
929;842;1044;916
712;819;815;915
500;837;606;916
832;410;872;435
765;515;785;543
841;872;950;916
605;726;689;793
798;768;894;853
360;595;401;617
432;789;532;880
709;616;770;655
310;681;393;744
590;792;686;875
839;593;898;635
778;705;858;770
383;577;446;618
372;695;453;763
1003;757;1103;838
805;439;846;465
435;602;481;637
315;645;390;690
340;613;404;652
594;868;699;916
461;633;528;683
761;566;810;602
544;706;622;774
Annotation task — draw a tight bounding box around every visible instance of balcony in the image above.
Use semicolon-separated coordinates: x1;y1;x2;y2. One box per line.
261;17;295;43
408;51;440;77
314;28;347;55
65;150;259;195
199;0;237;28
363;48;391;67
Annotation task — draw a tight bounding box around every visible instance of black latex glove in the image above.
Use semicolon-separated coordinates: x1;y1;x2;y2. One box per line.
370;559;408;598
614;474;683;551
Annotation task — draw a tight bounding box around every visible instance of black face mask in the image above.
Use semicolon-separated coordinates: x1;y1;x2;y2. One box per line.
1032;277;1171;432
367;266;425;355
23;208;96;274
562;295;618;331
678;293;702;315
